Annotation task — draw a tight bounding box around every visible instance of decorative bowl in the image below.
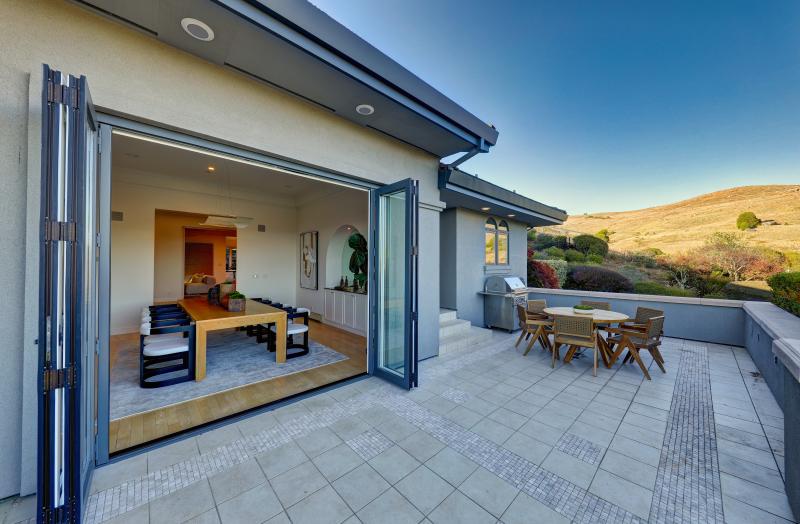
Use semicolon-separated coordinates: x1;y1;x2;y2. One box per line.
573;306;594;315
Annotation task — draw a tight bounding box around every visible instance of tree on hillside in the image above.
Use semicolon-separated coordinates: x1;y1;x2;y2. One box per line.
699;232;783;281
736;211;761;231
595;229;612;242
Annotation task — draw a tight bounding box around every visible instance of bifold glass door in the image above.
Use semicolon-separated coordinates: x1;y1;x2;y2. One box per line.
370;179;419;389
39;64;97;523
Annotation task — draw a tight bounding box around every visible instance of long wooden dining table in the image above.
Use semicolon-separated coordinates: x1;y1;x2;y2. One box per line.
178;297;288;381
542;306;630;368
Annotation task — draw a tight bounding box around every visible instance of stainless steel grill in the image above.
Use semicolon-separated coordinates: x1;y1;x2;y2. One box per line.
481;276;528;331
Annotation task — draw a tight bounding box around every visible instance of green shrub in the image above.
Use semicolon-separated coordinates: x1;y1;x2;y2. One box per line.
564;249;585;263
532;233;569;250
736;211;761;231
564;266;634;293
544;247;565;259
573;234;609;257
633;281;695;297
768;272;800;316
586;254;604;265
540;260;568;286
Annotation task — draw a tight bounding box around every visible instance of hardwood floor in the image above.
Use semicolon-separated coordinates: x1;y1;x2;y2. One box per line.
108;320;367;454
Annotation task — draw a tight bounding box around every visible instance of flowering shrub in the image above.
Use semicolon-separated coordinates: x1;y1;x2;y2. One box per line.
528;259;560;289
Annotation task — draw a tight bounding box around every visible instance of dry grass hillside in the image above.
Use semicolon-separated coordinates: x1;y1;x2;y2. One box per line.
552;185;800;255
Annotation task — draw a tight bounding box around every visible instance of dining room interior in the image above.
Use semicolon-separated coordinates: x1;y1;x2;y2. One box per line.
107;131;370;453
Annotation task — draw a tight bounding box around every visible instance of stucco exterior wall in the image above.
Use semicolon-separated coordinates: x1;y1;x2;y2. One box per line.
2;0;444;497
440;208;528;328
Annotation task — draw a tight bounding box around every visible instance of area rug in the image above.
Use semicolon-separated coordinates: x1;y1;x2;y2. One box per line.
110;330;349;420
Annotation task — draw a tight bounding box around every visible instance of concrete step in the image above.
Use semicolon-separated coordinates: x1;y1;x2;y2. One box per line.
439;325;494;356
439;318;471;339
439;308;457;323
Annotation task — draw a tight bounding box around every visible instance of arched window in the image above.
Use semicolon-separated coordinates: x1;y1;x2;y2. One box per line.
484;218;497;264
485;218;510;265
497;220;509;264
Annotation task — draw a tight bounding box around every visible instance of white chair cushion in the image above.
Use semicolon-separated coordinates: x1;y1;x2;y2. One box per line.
295;307;310;314
143;341;189;357
140;323;151;336
144;333;181;344
270;323;309;336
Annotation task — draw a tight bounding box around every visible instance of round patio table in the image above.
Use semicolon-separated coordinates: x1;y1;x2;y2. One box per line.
543;307;630;368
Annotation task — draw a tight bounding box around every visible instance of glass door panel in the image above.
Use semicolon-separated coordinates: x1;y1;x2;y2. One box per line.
370;179;418;389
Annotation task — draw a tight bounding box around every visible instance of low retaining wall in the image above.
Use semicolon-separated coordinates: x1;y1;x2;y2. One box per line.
525;288;745;346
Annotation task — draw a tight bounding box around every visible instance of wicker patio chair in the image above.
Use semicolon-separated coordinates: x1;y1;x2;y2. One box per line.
606;316;666;380
606;306;664;350
552;314;599;376
515;305;553;355
527;299;548;319
580;300;611;310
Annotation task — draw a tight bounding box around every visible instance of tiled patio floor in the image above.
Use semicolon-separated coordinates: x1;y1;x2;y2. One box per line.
64;331;797;522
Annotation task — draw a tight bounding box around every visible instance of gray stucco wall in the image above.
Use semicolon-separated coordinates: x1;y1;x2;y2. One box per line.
1;0;446;497
439;209;457;310
526;289;746;346
418;206;441;360
444;208;527;328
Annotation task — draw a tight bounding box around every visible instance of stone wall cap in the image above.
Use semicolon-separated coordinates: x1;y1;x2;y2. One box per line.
744;301;800;340
525;288;745;308
773;338;800;383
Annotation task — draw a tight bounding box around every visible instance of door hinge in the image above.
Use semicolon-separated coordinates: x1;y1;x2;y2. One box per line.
411;245;418;257
44;220;77;242
43;366;77;392
47;80;78;108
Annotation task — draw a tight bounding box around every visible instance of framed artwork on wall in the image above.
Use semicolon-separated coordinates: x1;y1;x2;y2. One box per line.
300;231;318;290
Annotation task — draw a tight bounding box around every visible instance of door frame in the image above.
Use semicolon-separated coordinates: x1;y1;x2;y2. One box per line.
93;114;384;461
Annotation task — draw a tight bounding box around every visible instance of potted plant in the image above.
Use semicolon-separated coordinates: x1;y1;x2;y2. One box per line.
348;232;368;293
226;290;246;312
573;304;594;315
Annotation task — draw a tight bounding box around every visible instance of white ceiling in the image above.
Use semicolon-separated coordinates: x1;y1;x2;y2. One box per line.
111;132;357;205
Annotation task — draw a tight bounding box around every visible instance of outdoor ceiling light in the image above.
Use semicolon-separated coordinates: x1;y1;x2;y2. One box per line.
181;18;215;41
355;104;375;116
481;207;491;211
507;214;516;218
207;165;216;173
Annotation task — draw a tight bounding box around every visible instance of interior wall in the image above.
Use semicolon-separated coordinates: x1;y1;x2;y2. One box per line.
153;213;235;300
111;167;298;334
296;189;369;317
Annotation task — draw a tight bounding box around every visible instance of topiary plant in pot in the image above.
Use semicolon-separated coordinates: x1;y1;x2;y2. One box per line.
226;290;246;312
348;232;368;293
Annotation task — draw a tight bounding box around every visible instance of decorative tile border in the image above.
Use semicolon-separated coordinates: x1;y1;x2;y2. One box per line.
649;340;725;523
555;432;603;465
346;428;394;460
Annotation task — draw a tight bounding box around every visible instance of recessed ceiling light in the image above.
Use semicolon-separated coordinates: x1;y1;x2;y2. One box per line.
480;207;490;212
181;18;215;41
207;165;216;173
355;104;375;116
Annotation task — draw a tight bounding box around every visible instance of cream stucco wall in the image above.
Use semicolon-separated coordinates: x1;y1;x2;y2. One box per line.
111;167;299;335
296;190;370;318
5;0;446;497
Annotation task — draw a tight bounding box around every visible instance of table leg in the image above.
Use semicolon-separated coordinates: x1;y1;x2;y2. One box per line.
195;323;207;381
275;316;287;364
597;334;612;368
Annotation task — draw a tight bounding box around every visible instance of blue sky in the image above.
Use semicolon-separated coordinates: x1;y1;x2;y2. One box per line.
312;0;800;214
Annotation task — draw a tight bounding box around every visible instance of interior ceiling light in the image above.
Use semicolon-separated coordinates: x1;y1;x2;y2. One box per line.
207;165;216;173
355;104;375;116
481;207;491;211
181;17;215;41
